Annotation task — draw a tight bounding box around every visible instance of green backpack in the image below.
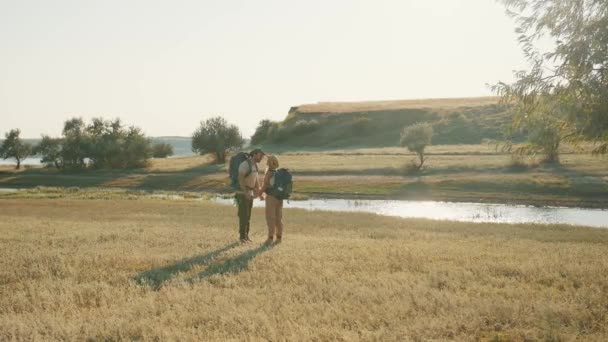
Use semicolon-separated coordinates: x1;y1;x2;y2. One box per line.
268;168;293;200
228;152;251;190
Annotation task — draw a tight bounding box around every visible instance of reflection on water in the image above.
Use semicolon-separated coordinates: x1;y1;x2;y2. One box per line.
0;157;41;166
212;198;608;228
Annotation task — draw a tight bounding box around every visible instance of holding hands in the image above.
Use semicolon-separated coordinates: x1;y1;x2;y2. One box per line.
255;189;266;201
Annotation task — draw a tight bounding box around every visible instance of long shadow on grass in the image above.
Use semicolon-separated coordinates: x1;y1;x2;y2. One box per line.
0;152;225;191
135;242;239;289
0;167;112;189
293;167;402;176
188;243;274;282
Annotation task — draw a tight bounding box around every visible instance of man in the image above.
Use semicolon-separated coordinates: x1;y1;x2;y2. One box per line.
236;148;265;243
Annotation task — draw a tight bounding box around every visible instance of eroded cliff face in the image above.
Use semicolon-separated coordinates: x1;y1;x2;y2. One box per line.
288;106;300;115
263;97;512;148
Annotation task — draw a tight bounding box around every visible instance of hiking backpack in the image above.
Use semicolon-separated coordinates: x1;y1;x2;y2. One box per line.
228;152;252;189
268;168;293;200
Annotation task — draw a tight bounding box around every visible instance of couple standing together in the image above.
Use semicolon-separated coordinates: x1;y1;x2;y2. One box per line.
235;149;284;245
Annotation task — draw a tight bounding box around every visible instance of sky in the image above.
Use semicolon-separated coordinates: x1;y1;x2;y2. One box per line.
0;0;529;138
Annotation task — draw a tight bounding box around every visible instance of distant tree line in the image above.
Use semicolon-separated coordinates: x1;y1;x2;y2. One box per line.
2;115;250;170
1;117;174;170
40;117;152;169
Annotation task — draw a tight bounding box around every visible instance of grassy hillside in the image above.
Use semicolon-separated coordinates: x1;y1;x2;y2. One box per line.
257;96;515;148
1;198;607;340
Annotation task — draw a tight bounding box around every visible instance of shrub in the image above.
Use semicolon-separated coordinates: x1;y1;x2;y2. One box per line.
433;113;482;144
351;117;375;134
291;119;321;136
191;117;243;163
152;143;174;158
507;155;539;172
33;118;152;170
250;119;276;145
266;123;290;143
400;122;433;170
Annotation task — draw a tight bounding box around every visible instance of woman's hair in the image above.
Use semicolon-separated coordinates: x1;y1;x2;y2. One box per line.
266;155;279;171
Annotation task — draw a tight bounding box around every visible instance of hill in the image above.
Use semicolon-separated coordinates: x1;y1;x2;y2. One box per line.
292;96;501;114
256;96;514;149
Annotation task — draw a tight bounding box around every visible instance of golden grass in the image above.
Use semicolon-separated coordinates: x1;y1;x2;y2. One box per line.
101;174;147;187
293;96;500;114
271;149;607;178
1;199;607;341
276;153;512;174
273;143;602;157
0;154;215;174
312;144;499;155
147;154;215;172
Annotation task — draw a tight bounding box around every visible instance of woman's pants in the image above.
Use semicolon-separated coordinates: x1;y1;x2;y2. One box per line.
265;195;283;238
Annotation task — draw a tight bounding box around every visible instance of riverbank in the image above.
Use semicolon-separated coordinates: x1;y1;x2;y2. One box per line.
3;186;606;227
1;145;607;209
2;198;607;340
2;185;607;213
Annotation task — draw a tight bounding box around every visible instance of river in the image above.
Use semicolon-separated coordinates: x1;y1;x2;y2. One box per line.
212;198;608;228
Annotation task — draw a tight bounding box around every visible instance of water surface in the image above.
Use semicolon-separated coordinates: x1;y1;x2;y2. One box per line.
213;198;608;228
0;157;41;166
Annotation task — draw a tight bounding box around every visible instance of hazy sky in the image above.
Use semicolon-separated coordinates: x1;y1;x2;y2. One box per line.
0;0;528;138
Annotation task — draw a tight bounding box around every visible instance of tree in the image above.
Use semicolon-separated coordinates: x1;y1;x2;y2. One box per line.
152;143;174;158
266;122;288;143
191;117;243;163
121;126;152;168
494;0;608;155
250;119;275;145
84;118;151;169
527;118;562;163
400;123;433;170
0;129;32;169
432;113;483;144
34;135;63;168
34;117;151;170
61;118;89;169
503;98;565;163
86;118;123;168
291;119;321;136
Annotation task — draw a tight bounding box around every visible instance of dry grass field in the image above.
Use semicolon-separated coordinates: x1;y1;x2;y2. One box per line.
1;198;608;341
293;96;500;114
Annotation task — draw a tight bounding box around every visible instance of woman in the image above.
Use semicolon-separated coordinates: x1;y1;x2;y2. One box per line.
260;155;284;244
